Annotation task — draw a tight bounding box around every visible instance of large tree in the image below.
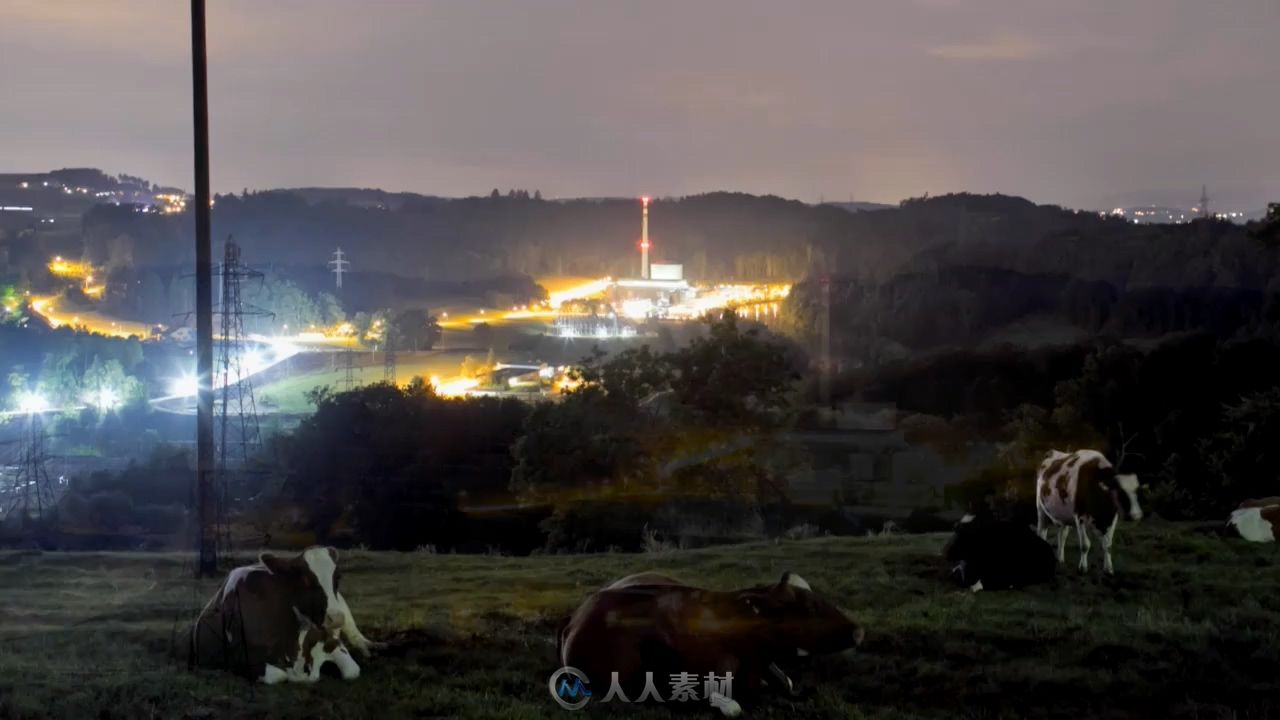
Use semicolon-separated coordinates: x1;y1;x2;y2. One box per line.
279;382;527;548
391;308;442;351
511;313;799;503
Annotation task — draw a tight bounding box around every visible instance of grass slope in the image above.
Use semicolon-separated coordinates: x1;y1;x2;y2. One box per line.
1;523;1278;719
256;350;473;414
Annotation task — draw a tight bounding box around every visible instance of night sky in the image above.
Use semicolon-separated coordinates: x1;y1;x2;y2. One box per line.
4;0;1277;210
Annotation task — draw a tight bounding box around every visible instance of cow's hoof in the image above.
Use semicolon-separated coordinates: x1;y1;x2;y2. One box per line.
710;694;742;717
352;639;382;657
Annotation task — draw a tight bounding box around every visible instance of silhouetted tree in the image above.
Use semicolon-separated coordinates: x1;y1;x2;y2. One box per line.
391;308;441;351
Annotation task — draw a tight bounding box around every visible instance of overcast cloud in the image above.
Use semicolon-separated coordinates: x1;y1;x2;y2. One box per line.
3;0;1276;209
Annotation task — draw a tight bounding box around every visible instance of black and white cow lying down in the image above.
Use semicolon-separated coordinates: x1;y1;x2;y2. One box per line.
944;514;1056;592
189;547;375;684
1036;449;1143;575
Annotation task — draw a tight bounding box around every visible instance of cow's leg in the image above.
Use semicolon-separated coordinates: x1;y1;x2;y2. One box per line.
333;591;375;655
1055;524;1072;564
1036;504;1049;541
1100;516;1118;575
768;662;796;695
261;664;289;685
710;693;743;718
330;645;361;680
1075;517;1091;572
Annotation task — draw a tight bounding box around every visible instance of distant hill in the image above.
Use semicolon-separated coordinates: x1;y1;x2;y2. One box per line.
823;201;896;213
278;187;448;211
9;169;1279;360
72;186;1277;291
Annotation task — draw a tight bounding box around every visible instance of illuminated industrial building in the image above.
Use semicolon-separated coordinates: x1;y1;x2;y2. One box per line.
550;196;790;336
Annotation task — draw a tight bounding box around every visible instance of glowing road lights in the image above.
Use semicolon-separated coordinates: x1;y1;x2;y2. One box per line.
169;375;198;397
17;392;49;414
432;377;480;397
244;350;266;373
547;277;613;307
87;388;121;411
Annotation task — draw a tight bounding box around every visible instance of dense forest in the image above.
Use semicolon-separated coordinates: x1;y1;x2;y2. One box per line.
71;189;1278;310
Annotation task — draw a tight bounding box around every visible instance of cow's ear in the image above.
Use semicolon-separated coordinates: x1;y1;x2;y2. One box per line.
260;552;290;575
778;571;811;591
327;546;339;564
740;596;762;615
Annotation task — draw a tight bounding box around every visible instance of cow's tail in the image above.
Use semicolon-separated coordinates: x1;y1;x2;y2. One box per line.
554;615;570;666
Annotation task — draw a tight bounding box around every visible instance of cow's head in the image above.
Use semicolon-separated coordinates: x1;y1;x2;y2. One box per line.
1115;474;1143;522
260;546;343;630
943;517;979;578
738;572;864;659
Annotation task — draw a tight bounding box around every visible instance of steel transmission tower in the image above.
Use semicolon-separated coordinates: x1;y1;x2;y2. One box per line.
343;347;356;391
383;331;396;385
4;414;55;529
329;248;349;289
213;239;270;561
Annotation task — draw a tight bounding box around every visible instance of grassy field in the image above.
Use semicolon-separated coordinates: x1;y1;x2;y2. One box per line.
2;523;1278;719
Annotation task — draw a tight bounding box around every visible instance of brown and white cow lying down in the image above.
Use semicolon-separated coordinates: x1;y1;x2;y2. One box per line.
1035;449;1143;575
559;571;864;717
189;547;375;684
1227;499;1280;542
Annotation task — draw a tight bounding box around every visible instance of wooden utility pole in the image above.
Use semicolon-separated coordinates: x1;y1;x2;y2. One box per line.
191;0;217;576
820;275;831;409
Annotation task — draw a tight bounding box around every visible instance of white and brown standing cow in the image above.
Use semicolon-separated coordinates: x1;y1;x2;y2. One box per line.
1035;449;1143;575
189;546;375;684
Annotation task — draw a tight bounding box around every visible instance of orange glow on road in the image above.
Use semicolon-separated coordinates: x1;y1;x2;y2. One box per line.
431;376;480;397
28;295;150;338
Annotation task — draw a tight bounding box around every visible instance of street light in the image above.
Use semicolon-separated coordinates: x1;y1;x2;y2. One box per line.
169;375;197;397
17;392;49;414
88;388;121;411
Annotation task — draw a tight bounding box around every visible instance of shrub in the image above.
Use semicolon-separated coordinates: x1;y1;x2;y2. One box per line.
87;491;133;532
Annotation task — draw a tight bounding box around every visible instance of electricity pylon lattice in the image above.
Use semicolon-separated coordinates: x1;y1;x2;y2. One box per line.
383;333;396;385
213;238;271;562
3;414;55;529
329;248;349;289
